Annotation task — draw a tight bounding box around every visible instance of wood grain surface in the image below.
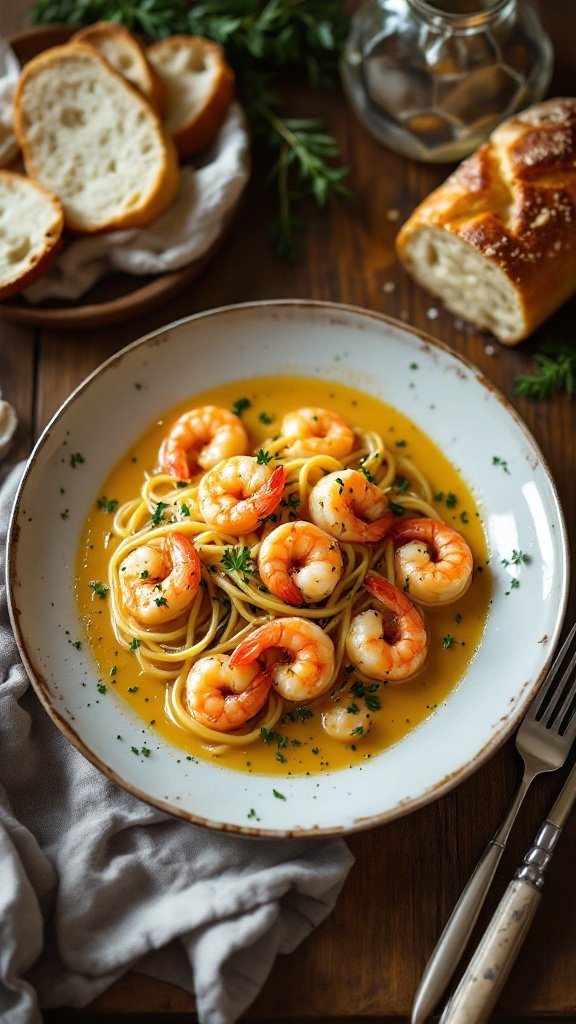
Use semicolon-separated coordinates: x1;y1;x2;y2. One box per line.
2;2;576;1021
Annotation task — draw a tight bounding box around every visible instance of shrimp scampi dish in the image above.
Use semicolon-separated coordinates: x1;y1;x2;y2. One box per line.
79;377;491;775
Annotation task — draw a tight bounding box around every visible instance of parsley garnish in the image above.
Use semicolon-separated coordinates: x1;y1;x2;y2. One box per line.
97;496;118;513
351;725;364;736
221;546;255;580
97;683;106;695
256;448;272;464
180;502;190;517
492;456;510;474
232;397;251;417
283;705;313;723
394;475;410;493
443;634;458;649
69;452;84;468
259;411;274;425
365;694;381;711
90;580;109;599
155;595;168;608
129;638;140;651
151;501;169;526
502;549;528;567
273;789;287;801
275;752;286;763
260;727;276;744
128;686;139;693
388;500;405;516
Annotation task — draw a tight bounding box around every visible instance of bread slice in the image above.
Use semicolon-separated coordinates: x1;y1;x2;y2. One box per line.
148;36;234;158
396;98;576;344
71;22;164;114
0;170;63;299
14;43;180;234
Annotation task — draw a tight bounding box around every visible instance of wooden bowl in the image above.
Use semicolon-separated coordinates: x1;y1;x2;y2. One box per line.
0;26;247;330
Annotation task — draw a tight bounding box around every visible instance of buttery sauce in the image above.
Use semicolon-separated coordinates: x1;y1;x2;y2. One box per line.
77;375;491;776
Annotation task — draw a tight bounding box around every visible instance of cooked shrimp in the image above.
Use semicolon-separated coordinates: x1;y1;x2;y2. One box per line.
159;405;249;480
280;408;355;459
322;705;372;742
119;532;201;626
198;456;286;535
308;468;394;543
390;517;473;605
346;573;427;682
258;521;344;605
229;616;335;701
185;653;272;733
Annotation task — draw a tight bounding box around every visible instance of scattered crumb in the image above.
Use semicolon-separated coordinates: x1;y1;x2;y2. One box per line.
484;344;496;356
426;307;439;320
386;208;400;222
382;281;396;294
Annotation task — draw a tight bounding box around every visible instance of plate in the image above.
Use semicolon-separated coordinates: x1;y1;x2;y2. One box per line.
0;27;248;330
7;301;569;836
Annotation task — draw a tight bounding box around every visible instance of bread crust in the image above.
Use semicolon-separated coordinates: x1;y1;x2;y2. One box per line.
71;21;165;115
396;98;576;344
0;170;64;300
148;36;235;158
13;43;180;234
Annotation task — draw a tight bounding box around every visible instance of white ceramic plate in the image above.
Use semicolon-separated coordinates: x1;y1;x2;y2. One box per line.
7;301;569;836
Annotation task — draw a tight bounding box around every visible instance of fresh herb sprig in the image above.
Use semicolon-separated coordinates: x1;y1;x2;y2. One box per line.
514;339;576;400
32;0;351;259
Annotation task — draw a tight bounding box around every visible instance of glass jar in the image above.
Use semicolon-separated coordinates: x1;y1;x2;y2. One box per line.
341;0;553;162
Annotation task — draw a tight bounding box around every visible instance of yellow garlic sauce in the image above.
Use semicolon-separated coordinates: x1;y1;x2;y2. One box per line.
77;375;491;777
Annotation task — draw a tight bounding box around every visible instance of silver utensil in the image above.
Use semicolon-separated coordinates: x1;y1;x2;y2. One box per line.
439;750;576;1024
411;621;576;1024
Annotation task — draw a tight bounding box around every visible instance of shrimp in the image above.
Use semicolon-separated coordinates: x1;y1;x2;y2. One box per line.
390;517;473;605
198;456;286;535
229;616;335;701
185;653;272;733
346;573;427;682
308;468;394;543
159;405;249;480
280;408;355;459
322;705;372;742
258;521;344;605
119;532;201;626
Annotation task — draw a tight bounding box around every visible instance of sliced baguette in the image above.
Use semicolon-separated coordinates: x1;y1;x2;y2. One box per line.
0;170;63;299
148;36;234;158
14;43;180;234
71;21;164;114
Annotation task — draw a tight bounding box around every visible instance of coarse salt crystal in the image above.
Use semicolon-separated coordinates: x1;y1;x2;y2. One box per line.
426;308;439;320
382;281;396;294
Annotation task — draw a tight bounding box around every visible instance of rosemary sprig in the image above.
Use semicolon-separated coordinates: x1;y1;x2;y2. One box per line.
514;339;576;399
32;0;350;258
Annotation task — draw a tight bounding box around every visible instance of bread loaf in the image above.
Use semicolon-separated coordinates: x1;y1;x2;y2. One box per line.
71;22;164;114
14;43;179;234
0;170;63;299
148;36;234;158
396;98;576;344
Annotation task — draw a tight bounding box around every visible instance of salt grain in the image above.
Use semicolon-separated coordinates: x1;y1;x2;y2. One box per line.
386;208;400;222
426;307;439;320
382;281;396;294
484;344;496;356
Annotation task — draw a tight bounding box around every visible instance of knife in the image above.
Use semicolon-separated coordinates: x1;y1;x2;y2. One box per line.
439;755;576;1024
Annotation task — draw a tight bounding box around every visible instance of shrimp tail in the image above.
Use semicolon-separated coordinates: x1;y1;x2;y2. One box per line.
253;465;286;521
275;575;305;606
159;439;189;481
229;621;276;668
364;572;413;616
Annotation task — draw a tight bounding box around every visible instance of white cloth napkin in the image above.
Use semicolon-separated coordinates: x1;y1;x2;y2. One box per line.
0;462;354;1024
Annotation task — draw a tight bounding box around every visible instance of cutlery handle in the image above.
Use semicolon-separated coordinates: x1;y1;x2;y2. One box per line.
438;879;541;1024
439;819;562;1024
411;839;505;1024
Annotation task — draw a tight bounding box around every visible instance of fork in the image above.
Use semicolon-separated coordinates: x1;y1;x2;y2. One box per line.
411;620;576;1024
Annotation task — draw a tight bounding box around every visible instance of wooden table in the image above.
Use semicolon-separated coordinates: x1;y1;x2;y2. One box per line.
3;2;576;1022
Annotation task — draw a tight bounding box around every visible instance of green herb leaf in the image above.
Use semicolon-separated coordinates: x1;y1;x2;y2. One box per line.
90;580;109;599
221;545;255;578
514;339;576;400
232;396;251;417
151;501;169;526
256;448;272;464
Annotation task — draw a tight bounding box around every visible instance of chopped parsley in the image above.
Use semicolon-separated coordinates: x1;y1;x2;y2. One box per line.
128;686;139;693
283;705;313;723
275;752;286;763
90;580;109;599
395;439;407;448
154;595;168;608
97;496;118;513
394;475;410;493
442;634;458;649
351;725;365;736
259;411;274;425
129;638;140;651
221;546;255;580
502;549;528;567
273;788;287;801
69;452;85;468
492;455;510;474
256;448;272;464
180;502;191;518
232;397;251;417
260;727;276;744
365;694;381;711
151;501;169;526
388;500;406;516
97;683;106;695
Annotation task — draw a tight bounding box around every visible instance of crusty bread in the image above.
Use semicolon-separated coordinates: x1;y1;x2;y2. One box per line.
147;36;234;158
71;22;164;114
0;170;63;299
14;43;179;234
396;98;576;344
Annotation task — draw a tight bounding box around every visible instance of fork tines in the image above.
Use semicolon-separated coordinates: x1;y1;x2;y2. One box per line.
530;621;576;733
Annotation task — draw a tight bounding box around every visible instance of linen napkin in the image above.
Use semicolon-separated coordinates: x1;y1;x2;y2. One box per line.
0;462;354;1024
